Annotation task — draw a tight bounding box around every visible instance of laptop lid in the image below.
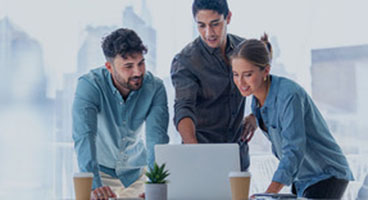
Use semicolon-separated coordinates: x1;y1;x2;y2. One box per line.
155;143;240;200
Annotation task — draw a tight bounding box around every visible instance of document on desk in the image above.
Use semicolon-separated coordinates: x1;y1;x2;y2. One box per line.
250;193;298;199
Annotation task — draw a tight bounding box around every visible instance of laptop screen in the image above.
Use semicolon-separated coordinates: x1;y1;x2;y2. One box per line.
155;143;240;200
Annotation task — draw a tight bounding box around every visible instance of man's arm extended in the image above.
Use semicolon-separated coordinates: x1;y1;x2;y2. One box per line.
171;56;199;144
177;117;198;144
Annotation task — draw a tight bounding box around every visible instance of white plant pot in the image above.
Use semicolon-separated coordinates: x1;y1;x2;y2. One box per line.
145;183;167;200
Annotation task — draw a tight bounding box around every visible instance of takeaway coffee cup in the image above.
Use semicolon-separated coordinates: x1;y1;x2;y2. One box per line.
73;172;93;200
229;171;251;200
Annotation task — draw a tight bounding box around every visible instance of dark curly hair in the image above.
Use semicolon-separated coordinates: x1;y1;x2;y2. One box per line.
102;28;147;61
192;0;229;18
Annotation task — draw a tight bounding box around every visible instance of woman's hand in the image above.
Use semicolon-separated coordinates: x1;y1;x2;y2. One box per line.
265;181;285;194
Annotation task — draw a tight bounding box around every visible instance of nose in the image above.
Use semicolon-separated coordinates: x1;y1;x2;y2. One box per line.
235;75;246;88
205;26;213;38
133;66;143;77
236;75;243;85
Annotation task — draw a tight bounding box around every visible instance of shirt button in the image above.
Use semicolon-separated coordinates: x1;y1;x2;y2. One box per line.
120;102;123;105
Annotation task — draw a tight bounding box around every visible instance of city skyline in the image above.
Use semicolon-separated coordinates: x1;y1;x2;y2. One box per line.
1;0;368;98
1;0;368;199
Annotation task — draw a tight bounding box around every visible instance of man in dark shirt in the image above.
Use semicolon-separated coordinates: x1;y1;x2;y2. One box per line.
170;0;255;170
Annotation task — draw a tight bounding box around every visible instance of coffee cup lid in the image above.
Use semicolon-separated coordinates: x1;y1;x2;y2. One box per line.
228;171;251;177
74;172;94;178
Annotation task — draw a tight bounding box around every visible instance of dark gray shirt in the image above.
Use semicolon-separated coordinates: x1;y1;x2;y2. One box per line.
171;34;245;143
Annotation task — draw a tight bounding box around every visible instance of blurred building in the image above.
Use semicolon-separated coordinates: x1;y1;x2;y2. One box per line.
311;44;368;153
0;17;49;104
312;45;364;113
0;17;54;199
123;5;157;73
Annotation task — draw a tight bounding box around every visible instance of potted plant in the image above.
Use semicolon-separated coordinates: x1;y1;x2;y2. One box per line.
145;162;170;200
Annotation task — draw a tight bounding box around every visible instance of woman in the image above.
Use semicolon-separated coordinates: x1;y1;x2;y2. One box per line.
231;34;354;199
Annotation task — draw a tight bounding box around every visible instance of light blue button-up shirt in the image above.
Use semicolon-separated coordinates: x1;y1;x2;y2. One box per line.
72;67;169;189
251;75;354;197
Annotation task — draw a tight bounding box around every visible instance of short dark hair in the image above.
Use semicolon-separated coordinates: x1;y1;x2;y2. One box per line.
192;0;229;18
102;28;147;61
231;34;273;70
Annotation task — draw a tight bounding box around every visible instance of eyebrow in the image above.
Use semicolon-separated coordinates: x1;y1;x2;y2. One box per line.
197;18;222;25
210;19;221;24
123;62;133;66
123;58;145;66
241;70;254;73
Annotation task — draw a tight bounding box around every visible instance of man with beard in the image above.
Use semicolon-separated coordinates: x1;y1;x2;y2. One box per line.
72;28;169;199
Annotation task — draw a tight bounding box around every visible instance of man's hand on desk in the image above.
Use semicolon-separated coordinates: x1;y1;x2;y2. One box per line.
241;114;257;142
91;186;116;200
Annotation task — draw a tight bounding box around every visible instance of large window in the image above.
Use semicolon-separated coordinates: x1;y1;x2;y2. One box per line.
0;0;367;199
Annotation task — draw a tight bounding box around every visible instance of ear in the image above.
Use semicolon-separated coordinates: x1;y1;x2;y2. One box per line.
264;65;271;77
105;61;113;74
226;11;232;24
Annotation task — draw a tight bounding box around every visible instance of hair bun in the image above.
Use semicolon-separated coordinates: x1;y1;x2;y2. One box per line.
261;33;272;60
260;33;269;43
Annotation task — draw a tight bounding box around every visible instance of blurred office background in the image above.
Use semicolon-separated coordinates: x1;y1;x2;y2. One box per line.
0;0;367;199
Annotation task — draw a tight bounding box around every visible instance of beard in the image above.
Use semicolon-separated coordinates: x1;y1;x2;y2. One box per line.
114;73;144;91
126;75;144;90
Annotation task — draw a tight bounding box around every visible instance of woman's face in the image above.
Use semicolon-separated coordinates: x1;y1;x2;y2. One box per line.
232;57;269;97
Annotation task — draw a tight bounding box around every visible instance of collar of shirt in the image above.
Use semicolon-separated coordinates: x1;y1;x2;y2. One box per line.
253;75;278;109
199;35;235;55
107;71;119;95
262;75;278;108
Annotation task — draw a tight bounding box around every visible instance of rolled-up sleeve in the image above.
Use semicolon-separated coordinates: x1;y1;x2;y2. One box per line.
170;56;199;128
72;77;102;189
272;94;306;186
145;81;170;169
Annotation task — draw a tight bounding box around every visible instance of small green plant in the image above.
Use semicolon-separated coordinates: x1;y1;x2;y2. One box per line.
145;162;170;184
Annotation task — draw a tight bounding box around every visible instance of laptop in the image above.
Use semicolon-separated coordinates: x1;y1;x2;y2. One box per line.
155;143;240;200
